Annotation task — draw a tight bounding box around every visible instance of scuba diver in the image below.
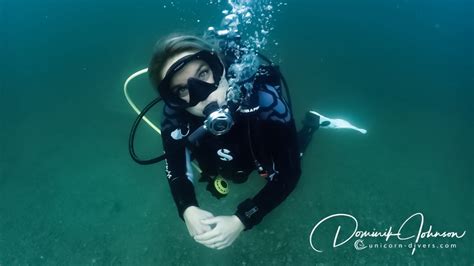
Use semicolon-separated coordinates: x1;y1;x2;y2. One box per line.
126;33;366;250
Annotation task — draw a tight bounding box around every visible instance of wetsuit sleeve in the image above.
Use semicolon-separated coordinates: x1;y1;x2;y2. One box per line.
161;105;199;220
235;84;302;230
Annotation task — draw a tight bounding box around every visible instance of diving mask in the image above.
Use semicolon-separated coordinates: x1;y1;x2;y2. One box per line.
158;50;224;109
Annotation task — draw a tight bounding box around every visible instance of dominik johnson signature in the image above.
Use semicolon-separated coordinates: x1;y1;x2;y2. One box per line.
309;212;466;255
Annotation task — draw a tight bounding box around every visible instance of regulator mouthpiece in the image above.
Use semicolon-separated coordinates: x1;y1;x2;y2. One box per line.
203;102;234;136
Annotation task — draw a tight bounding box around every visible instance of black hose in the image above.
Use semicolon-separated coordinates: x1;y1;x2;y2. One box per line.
187;126;207;145
129;97;167;165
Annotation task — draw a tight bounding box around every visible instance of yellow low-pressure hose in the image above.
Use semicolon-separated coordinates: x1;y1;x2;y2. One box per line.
123;68;161;135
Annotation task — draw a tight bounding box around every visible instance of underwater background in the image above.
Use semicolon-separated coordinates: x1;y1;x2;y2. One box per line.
1;0;473;265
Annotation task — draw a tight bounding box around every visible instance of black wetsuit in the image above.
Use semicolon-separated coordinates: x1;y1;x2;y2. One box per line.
160;68;301;230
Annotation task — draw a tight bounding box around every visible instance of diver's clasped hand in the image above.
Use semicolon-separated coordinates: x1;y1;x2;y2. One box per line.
183;206;214;237
183;207;244;249
194;215;245;250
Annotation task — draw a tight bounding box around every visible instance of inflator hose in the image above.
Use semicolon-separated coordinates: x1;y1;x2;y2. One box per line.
128;97;167;165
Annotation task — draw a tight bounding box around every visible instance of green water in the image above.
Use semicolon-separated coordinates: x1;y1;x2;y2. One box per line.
1;0;472;265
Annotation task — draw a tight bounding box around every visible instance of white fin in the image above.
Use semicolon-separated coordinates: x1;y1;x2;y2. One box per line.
309;111;367;134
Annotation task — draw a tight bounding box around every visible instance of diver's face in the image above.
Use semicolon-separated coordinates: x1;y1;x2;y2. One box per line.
161;52;228;117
